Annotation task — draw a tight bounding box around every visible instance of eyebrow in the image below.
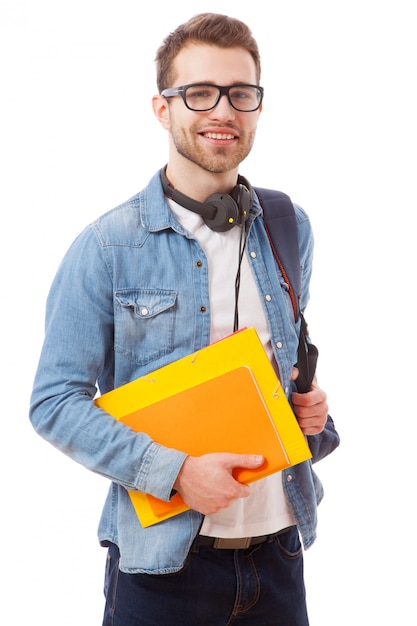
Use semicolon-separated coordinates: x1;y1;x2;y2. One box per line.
186;81;255;86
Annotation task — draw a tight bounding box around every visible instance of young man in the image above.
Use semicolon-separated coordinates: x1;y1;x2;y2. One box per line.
30;13;339;625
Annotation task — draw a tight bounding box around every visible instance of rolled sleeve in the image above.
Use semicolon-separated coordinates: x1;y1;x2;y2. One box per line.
135;441;188;501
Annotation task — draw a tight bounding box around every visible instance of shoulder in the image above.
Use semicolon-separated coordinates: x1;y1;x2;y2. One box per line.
293;203;310;224
292;203;313;251
91;193;144;246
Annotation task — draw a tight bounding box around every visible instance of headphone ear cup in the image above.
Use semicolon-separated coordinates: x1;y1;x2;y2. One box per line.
232;184;252;224
204;193;240;232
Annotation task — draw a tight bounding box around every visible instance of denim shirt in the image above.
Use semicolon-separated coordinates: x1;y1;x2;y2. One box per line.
30;170;340;574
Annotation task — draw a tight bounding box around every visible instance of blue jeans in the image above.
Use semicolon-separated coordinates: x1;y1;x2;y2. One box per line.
102;527;309;625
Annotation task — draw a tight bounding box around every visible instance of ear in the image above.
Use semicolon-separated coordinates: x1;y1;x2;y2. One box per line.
152;94;171;130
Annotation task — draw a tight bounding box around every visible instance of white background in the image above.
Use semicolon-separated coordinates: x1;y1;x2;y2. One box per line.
1;1;416;624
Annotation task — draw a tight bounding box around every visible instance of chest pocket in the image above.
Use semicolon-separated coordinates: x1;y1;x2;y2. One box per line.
114;289;177;365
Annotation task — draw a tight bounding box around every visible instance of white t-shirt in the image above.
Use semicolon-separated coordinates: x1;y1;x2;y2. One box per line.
169;199;295;538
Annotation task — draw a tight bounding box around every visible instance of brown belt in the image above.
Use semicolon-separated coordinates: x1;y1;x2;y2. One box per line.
198;527;294;550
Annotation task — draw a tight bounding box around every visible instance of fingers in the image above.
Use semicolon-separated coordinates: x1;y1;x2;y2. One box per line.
173;452;264;515
290;366;299;382
291;384;329;435
224;453;264;470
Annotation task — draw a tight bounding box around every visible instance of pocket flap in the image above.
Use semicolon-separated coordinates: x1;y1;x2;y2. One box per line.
115;289;177;318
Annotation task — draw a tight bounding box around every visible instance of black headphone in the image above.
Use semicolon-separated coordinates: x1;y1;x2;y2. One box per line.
160;166;254;232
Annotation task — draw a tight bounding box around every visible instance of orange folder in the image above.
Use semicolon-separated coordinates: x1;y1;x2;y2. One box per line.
95;327;311;527
122;366;290;518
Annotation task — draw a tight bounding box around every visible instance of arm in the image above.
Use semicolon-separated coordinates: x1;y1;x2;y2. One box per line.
29;225;185;500
293;208;340;461
306;414;340;463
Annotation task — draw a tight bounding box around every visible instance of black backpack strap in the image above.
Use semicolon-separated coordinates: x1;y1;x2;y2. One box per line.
295;314;319;393
254;187;318;393
254;187;301;322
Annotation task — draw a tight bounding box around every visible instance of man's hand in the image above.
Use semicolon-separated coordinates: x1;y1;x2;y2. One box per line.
173;453;264;515
291;368;328;435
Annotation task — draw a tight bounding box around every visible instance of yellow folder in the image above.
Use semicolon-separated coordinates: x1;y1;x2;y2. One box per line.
95;327;311;527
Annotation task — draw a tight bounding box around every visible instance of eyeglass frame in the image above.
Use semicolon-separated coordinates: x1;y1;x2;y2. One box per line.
160;83;264;112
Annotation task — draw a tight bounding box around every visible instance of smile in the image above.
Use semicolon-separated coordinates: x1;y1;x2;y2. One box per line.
202;132;236;140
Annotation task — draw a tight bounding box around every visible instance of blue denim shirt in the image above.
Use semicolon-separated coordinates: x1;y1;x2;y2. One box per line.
30;170;339;574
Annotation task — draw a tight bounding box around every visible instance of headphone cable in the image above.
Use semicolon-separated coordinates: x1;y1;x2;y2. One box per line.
233;225;248;332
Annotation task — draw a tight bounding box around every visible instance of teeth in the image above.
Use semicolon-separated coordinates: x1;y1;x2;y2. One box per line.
204;132;235;140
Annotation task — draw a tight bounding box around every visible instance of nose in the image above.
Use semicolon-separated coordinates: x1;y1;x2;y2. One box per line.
208;94;236;120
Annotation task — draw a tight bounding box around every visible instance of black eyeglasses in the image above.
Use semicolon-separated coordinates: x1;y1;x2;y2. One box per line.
161;83;264;112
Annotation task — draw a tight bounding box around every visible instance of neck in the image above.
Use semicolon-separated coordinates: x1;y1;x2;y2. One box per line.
165;158;239;202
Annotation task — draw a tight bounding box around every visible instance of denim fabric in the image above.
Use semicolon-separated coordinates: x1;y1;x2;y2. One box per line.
102;527;309;626
30;170;339;573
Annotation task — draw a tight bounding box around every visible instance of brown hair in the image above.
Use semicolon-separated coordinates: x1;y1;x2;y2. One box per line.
155;13;261;93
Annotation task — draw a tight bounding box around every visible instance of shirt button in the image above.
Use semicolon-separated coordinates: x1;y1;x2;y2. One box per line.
200;306;207;313
250;251;257;258
196;260;203;267
286;474;293;482
276;341;282;349
265;294;272;302
141;307;149;316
